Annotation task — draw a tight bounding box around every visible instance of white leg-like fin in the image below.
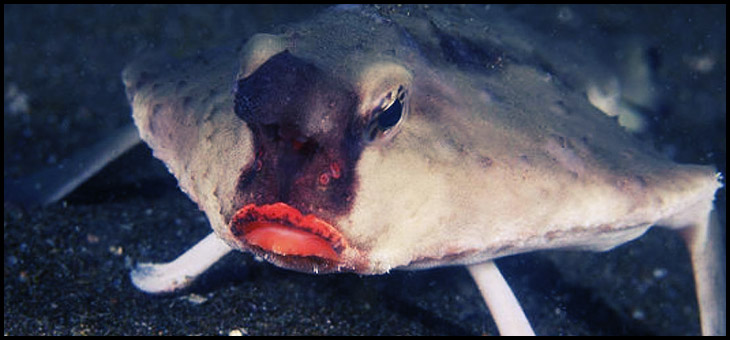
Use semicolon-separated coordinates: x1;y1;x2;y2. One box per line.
131;232;233;294
5;123;141;207
681;208;726;336
467;261;535;336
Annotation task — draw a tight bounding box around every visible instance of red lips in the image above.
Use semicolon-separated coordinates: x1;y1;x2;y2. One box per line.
230;203;346;263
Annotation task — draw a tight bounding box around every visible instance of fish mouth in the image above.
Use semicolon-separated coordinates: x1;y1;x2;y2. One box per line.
230;202;358;273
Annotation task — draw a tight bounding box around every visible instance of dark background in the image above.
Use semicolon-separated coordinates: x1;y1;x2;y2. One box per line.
4;5;725;335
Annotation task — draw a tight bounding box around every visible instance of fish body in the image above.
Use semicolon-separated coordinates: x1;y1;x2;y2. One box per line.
124;5;719;273
121;5;723;334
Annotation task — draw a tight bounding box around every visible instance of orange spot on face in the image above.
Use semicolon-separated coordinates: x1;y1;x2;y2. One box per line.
319;172;330;186
329;162;341;179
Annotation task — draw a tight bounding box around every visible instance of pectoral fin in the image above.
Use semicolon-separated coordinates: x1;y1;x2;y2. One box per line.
4;123;141;207
680;208;726;336
130;232;233;294
467;261;535;336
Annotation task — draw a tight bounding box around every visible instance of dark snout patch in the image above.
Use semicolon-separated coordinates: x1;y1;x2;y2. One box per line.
233;50;363;223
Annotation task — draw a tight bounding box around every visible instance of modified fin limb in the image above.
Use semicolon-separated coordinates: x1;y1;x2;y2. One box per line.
131;232;233;294
681;207;726;336
4;123;141;207
467;260;535;336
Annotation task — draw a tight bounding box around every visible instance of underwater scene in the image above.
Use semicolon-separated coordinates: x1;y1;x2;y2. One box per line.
4;5;725;335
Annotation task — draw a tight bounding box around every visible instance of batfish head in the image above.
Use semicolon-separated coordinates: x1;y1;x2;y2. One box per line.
227;28;415;273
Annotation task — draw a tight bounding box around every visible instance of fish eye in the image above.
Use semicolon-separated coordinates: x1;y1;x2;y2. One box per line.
365;85;407;142
377;95;402;129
